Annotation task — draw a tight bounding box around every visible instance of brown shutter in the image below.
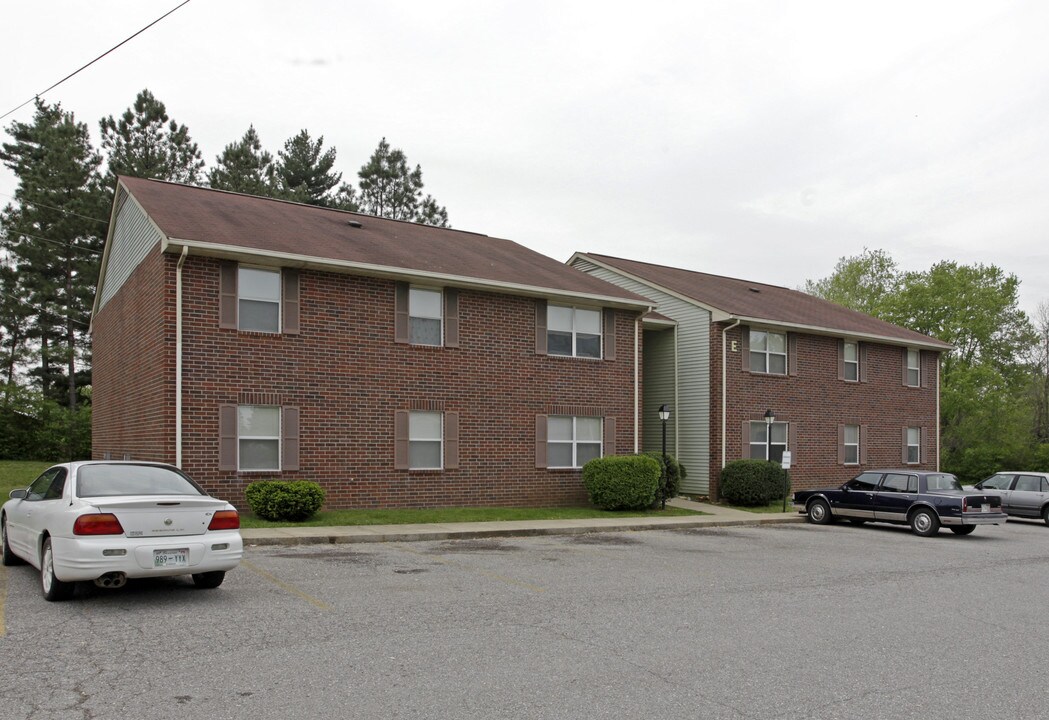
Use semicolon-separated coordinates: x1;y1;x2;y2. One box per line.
282;269;300;334
789;421;798;457
394;283;409;344
837;424;845;464
860;343;869;383
394;410;409;469
902;427;909;464
603;309;616;361
740;326;750;371
788;333;798;376
535;300;547;355
535;415;548;468
860;424;868;465
444;289;459;348
742;420;750;459
837;341;845;381
282;406;300;471
219;404;237;471
920;351;930;388
603;416;616;456
219;262;237;329
444;411;459;469
921;426;928;464
902;348;909;386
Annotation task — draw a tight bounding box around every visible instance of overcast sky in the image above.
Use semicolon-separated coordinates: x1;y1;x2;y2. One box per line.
3;0;1048;316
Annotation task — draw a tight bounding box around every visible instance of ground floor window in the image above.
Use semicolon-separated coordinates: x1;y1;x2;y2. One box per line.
239;405;280;471
905;427;920;464
749;421;787;462
409;412;443;470
548;416;602;468
843;424;859;465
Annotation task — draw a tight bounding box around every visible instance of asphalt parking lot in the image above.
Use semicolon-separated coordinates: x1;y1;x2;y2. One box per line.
2;519;1046;720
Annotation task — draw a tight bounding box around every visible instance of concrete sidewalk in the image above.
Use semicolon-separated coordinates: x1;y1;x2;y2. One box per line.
240;498;804;546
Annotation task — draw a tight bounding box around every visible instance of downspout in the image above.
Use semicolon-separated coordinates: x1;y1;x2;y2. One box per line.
175;246;188;468
721;319;741;469
634;316;640;453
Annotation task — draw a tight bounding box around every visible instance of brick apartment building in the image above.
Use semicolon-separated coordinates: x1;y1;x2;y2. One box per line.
90;177;652;508
569;253;952;499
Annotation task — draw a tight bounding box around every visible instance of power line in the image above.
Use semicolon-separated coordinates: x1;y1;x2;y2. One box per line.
1;230;104;256
0;192;109;225
0;0;193;122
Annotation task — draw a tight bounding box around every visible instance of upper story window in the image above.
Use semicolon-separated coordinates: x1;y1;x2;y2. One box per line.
238;267;281;333
905;349;921;387
409;287;443;346
548;305;601;358
239;405;281;471
548;416;602;468
750;330;787;375
843;342;859;382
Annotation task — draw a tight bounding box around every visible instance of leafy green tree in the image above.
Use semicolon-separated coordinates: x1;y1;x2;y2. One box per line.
275;130;341;206
802;248;899;317
1;99;107;419
354;137;449;226
0;262;33;397
1032;301;1049;443
99;88;204;184
207;125;279;196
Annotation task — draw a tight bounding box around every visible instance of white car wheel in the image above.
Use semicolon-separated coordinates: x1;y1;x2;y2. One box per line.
41;538;74;602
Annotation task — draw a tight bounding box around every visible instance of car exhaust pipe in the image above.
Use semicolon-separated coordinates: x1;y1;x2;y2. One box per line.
94;572;127;589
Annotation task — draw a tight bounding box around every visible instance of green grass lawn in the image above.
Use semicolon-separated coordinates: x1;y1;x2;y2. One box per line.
0;460;52;498
720;500;796;513
0;461;705;526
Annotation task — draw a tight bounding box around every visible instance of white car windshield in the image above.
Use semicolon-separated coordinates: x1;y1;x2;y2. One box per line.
76;465;205;498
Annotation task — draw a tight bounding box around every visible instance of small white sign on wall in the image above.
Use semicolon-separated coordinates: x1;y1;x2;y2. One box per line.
780;451;792;470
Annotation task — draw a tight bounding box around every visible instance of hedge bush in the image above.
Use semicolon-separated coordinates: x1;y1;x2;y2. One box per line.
643;452;686;502
582;455;661;510
720;460;790;506
244;480;326;521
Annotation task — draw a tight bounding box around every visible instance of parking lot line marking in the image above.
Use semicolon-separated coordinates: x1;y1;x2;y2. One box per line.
240;559;331;610
0;566;6;636
389;543;546;593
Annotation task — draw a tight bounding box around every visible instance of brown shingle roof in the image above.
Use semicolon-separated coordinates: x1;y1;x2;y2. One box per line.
117;177;649;307
579;253;951;349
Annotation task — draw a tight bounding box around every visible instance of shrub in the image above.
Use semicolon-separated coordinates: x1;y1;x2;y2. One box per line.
244;480;325;521
582;455;661;510
720;460;790;506
642;452;686;502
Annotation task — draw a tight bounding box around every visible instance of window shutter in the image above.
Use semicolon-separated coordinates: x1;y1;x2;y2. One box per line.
282;406;300;471
788;333;798;376
920;352;930;388
394;283;409;344
603;309;616;361
837;424;845;464
282;269;300;334
219;262;237;329
902;348;909;386
742;420;750;459
535;415;548;468
837;340;845;381
219;404;237;471
860;343;869;383
789;421;798;457
444;411;459;469
920;426;928;463
444;289;460;348
535;300;547;355
860;424;868;464
603;416;616;456
394;410;409;469
740;326;750;371
902;427;909;464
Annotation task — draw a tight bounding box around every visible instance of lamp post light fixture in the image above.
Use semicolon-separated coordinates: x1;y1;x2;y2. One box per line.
658;404;671;510
764;409;788;511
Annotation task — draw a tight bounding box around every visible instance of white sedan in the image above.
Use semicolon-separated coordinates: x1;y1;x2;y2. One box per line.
1;461;243;601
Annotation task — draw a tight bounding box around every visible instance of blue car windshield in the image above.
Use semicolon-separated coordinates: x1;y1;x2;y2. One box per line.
76;465;205;498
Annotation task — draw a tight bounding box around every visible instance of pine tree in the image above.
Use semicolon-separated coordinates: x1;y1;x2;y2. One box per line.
275;130;342;206
99;88;204;184
354;137;449;227
207;125;279;196
1;99;108;411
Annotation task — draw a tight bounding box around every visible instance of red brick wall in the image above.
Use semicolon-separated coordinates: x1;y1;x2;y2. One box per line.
708;322;940;499
95;252;640;509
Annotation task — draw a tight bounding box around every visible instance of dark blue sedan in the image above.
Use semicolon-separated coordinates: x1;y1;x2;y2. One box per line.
793;470;1008;537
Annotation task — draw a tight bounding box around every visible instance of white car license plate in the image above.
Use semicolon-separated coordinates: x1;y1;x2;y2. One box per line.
154;548;189;568
981;504;990;513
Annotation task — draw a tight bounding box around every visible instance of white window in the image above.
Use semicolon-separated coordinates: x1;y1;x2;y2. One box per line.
749;421;787;461
548;305;601;358
548;416;602;468
750;330;787;374
238;267;280;333
906;427;920;464
409;287;442;346
238;405;280;471
905;349;920;387
843;425;859;465
844;342;859;382
409;412;443;470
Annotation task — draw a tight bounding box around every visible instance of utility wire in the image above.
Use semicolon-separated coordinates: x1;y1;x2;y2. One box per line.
0;289;91;328
1;231;104;255
0;0;193;122
0;192;109;225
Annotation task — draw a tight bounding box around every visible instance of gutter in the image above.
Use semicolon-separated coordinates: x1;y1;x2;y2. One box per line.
721;319;741;469
175;245;188;467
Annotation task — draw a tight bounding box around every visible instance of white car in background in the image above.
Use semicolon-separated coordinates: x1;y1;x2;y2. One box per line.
1;461;243;601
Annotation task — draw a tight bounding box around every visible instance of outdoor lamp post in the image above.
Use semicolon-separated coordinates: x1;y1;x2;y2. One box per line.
658;404;671;509
764;409;788;511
